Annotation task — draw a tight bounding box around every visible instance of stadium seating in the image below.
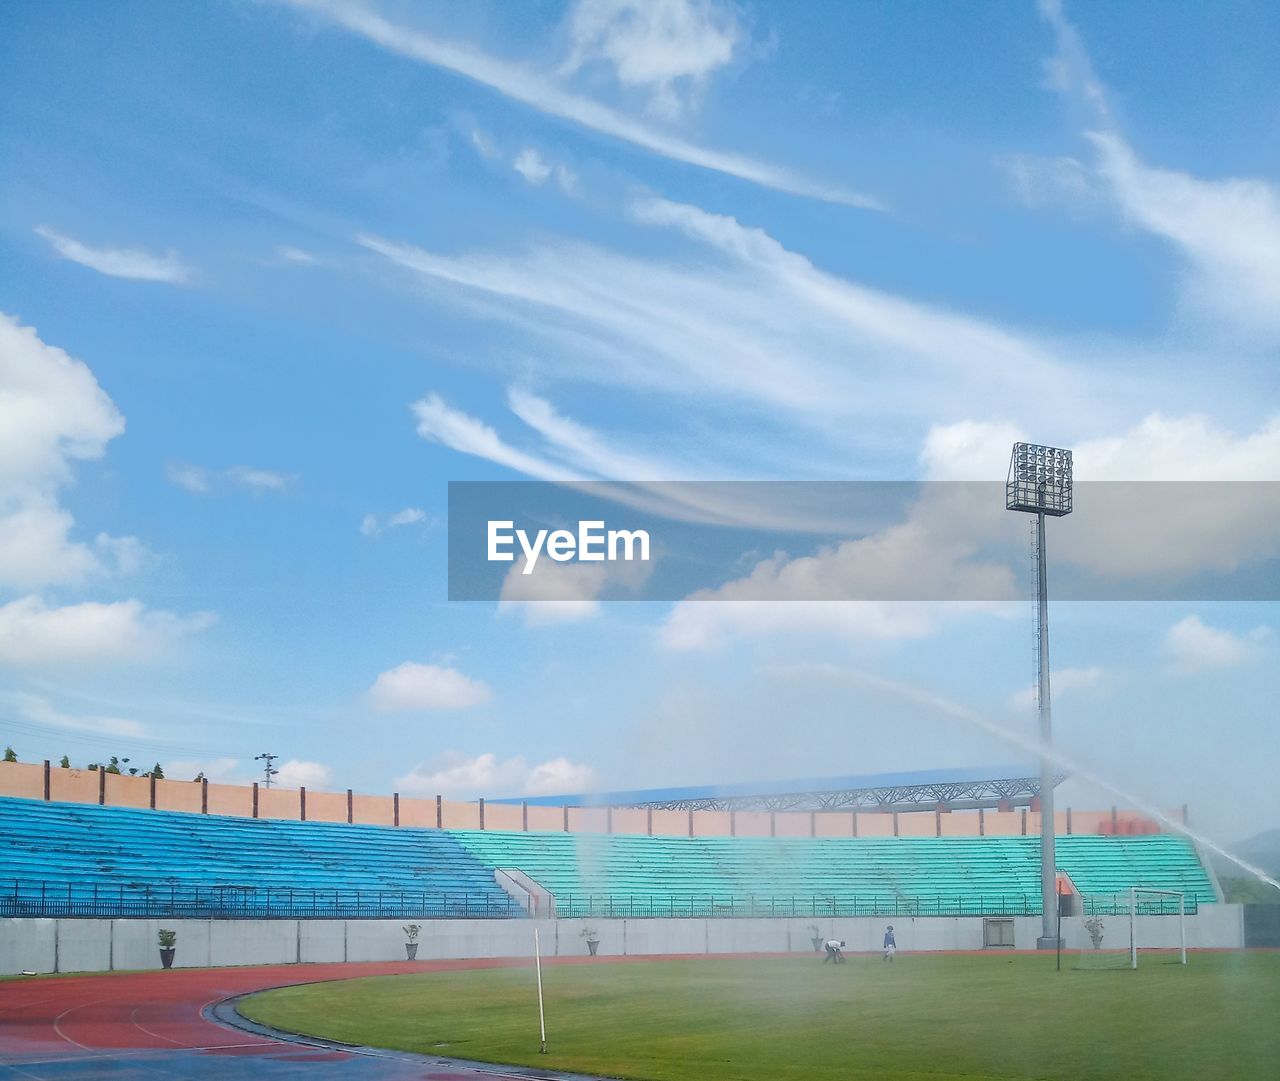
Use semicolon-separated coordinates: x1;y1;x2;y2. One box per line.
0;796;1217;920
451;830;1218;918
0;796;514;918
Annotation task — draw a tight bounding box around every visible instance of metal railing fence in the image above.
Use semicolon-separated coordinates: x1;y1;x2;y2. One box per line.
1;881;1197;920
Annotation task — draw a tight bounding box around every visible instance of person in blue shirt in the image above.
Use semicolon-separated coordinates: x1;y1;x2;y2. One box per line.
883;925;897;961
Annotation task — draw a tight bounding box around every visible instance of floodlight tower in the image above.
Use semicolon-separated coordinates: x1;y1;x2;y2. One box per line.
1006;442;1073;950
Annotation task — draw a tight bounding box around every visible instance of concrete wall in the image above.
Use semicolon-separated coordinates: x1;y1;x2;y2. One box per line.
0;907;1245;976
1;762;1180;841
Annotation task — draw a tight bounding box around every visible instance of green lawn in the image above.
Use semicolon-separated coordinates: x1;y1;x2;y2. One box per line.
239;952;1280;1081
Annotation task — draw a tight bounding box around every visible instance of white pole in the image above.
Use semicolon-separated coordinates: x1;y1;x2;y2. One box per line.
1130;887;1137;970
1179;894;1187;965
534;928;548;1054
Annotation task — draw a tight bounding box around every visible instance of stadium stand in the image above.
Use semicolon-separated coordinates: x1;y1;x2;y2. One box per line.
0;795;1216;921
0;797;515;919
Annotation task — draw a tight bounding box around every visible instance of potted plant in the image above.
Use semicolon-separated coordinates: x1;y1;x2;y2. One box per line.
1083;916;1105;950
403;923;421;960
158;928;177;969
808;924;824;953
581;926;600;956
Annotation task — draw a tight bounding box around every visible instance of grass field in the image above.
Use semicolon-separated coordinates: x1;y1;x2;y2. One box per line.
239;952;1279;1081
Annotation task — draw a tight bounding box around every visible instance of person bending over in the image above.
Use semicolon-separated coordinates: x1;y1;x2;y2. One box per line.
824;939;846;963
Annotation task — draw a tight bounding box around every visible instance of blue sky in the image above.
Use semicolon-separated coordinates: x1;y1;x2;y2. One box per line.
0;0;1276;844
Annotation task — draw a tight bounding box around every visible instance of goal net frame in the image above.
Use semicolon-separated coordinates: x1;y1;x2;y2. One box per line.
1080;887;1187;968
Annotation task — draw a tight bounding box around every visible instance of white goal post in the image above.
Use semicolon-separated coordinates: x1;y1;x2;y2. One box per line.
1127;887;1187;968
1076;887;1187;970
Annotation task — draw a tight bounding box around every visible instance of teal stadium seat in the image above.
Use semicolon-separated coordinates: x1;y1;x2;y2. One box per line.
0;797;1216;919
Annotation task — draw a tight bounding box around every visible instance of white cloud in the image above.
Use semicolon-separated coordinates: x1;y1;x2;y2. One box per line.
166;757;241;783
166;462;211;493
660;601;944;652
228;465;294;492
0;313;138;587
276;245;317;265
34;226;193;284
369;661;492;711
1164;615;1271;674
513;147;553;185
499;558;606;626
167;463;296;495
360;507;427;536
364;200;1079;433
0;595;215;667
274;759;333;788
1009;665;1105;711
13;692;147;739
469;127;501;160
1035;1;1280;338
280;0;879;208
411;391;579;481
560;0;742;119
395;750;597;798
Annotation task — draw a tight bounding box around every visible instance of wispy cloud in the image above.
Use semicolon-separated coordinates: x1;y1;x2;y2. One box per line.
363;198;1078;435
280;0;880;208
1033;0;1280;338
34;226;193;284
167;462;296;495
360;507;427;536
14;692;147;738
560;0;743;120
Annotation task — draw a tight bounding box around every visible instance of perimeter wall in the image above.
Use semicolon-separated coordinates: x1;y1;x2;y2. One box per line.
0;762;1172;839
0;908;1246;975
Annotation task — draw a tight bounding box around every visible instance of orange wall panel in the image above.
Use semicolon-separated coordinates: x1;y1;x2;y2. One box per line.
939;810;981;837
484;803;524;831
351;794;395;826
49;768;99;805
568;807;609;834
857;812;895;837
258;786;302;821
733;811;772;837
306;790;348;824
206;782;253;817
984;810;1023;836
607;808;646;835
898;811;936;837
526;804;565;832
440;799;481;830
102;772;149;809
650;809;688;837
398;796;435;828
813;812;852;837
0;762;45;801
692;810;731;837
155;778;204;814
773;811;812;838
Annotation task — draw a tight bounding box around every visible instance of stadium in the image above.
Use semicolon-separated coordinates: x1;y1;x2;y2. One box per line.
2;755;1277;1080
4;1;1280;1080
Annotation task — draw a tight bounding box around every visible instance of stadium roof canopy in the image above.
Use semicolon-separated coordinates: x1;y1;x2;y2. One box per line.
495;765;1064;813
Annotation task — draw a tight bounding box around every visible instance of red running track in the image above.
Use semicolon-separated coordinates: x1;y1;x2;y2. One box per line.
0;957;609;1080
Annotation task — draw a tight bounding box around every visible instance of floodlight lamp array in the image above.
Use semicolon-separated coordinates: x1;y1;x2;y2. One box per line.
1006;442;1073;516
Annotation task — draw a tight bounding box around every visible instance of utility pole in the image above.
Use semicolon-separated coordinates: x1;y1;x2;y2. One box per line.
254;752;279;789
